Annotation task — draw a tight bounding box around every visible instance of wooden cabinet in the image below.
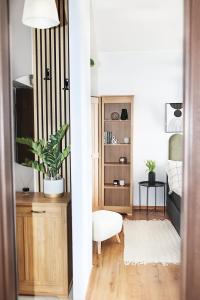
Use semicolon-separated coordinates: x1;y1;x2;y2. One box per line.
101;96;134;214
16;192;71;298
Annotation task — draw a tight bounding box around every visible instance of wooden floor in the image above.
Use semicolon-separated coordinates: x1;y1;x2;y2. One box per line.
86;209;180;300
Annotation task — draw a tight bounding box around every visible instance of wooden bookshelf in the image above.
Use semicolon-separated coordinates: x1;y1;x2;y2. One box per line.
101;96;134;214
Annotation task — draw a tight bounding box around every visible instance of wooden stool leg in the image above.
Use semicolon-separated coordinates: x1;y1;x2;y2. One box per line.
116;234;120;243
97;241;101;254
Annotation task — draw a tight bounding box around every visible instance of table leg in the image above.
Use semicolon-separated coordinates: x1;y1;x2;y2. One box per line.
164;184;166;215
139;184;141;211
155;187;157;212
147;187;149;215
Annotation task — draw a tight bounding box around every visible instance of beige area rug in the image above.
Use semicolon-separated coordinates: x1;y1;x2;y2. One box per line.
123;219;181;265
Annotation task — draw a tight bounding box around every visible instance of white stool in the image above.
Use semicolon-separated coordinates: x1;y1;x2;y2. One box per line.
92;210;123;254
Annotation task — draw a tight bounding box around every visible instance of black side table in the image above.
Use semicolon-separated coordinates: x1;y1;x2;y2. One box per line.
138;181;166;215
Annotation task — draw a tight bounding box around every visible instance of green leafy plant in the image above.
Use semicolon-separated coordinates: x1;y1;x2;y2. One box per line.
16;124;70;180
90;58;95;67
145;160;156;173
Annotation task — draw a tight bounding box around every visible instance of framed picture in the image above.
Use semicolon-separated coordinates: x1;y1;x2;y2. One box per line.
165;103;183;133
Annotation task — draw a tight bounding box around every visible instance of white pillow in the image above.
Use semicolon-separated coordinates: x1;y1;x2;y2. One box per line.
166;160;183;196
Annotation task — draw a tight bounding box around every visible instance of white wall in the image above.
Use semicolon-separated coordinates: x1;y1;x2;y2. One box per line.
9;0;33;80
9;0;34;192
92;0;183;205
97;50;183;205
69;0;93;299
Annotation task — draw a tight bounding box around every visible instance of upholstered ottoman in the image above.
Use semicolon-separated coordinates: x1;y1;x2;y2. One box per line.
92;210;123;254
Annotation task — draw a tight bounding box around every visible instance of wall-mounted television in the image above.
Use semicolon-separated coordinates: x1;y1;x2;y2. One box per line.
13;75;34;164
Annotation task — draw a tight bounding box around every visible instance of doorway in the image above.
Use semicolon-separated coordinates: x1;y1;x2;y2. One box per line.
0;0;200;299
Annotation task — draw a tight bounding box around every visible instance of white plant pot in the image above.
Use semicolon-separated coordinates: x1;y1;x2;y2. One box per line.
43;178;64;198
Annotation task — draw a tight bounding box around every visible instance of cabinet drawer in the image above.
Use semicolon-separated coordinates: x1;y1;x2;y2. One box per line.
16;205;63;217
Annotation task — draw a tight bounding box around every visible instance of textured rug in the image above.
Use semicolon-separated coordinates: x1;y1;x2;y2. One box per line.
123;219;181;265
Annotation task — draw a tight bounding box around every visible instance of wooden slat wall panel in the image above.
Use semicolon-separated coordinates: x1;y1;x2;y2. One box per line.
33;0;70;192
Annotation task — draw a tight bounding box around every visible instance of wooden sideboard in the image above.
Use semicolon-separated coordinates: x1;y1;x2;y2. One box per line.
16;192;72;298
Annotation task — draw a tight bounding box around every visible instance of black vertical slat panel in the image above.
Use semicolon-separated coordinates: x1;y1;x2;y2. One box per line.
45;29;48;139
35;29;41;191
35;30;39;140
40;30;44;191
58;0;62;129
40;30;44;139
49;28;53;134
54;27;57;130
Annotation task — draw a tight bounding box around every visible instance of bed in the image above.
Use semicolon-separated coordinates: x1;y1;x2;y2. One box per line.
166;134;183;235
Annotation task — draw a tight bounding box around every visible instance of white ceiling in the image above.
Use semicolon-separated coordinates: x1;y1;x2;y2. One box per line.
91;0;184;52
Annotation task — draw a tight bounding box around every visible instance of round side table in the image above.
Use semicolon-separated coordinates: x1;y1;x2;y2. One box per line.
138;181;166;215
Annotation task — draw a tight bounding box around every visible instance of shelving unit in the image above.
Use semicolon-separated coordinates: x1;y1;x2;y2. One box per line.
101;96;134;214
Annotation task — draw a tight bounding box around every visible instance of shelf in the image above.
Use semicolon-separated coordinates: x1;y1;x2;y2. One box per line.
104;120;130;123
104;184;130;190
104;162;130;166
101;96;133;210
104;143;131;146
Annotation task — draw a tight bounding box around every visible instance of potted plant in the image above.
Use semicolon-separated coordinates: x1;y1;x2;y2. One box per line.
90;58;95;67
145;160;156;185
16;124;70;198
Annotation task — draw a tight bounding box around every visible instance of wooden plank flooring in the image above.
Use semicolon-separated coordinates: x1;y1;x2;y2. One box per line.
86;209;180;300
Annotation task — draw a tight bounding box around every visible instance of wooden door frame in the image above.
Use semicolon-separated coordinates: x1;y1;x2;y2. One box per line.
1;0;200;299
0;0;17;299
181;0;200;299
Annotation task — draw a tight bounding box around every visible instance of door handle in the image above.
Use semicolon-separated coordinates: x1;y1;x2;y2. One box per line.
31;210;46;214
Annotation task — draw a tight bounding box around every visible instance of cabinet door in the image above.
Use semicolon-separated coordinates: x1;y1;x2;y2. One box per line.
17;205;67;296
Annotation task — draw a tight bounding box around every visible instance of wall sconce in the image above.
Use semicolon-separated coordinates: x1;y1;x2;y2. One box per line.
22;0;60;29
63;79;70;91
44;68;52;81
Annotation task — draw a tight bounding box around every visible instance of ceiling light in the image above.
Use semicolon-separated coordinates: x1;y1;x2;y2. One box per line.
22;0;60;29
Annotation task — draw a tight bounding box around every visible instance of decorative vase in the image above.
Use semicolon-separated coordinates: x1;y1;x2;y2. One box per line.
121;109;128;120
43;178;64;198
148;172;155;185
111;112;120;120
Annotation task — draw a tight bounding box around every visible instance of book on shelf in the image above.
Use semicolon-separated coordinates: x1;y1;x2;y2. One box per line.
104;131;112;144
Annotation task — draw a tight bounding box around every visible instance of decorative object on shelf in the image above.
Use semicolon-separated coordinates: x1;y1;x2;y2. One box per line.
119;179;125;186
111;135;118;144
113;179;119;186
124;137;129;144
119;157;127;164
104;131;112;144
16;124;70;198
111;112;120;120
165;103;183;133
22;0;60;29
121;108;128;120
145;160;156;185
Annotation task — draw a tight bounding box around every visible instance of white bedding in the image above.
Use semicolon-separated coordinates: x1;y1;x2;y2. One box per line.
166;160;182;197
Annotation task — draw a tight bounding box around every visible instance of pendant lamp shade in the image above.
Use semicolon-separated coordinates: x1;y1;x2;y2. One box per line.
22;0;60;29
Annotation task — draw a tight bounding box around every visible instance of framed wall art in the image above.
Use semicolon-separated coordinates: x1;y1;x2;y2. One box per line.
165;103;183;133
